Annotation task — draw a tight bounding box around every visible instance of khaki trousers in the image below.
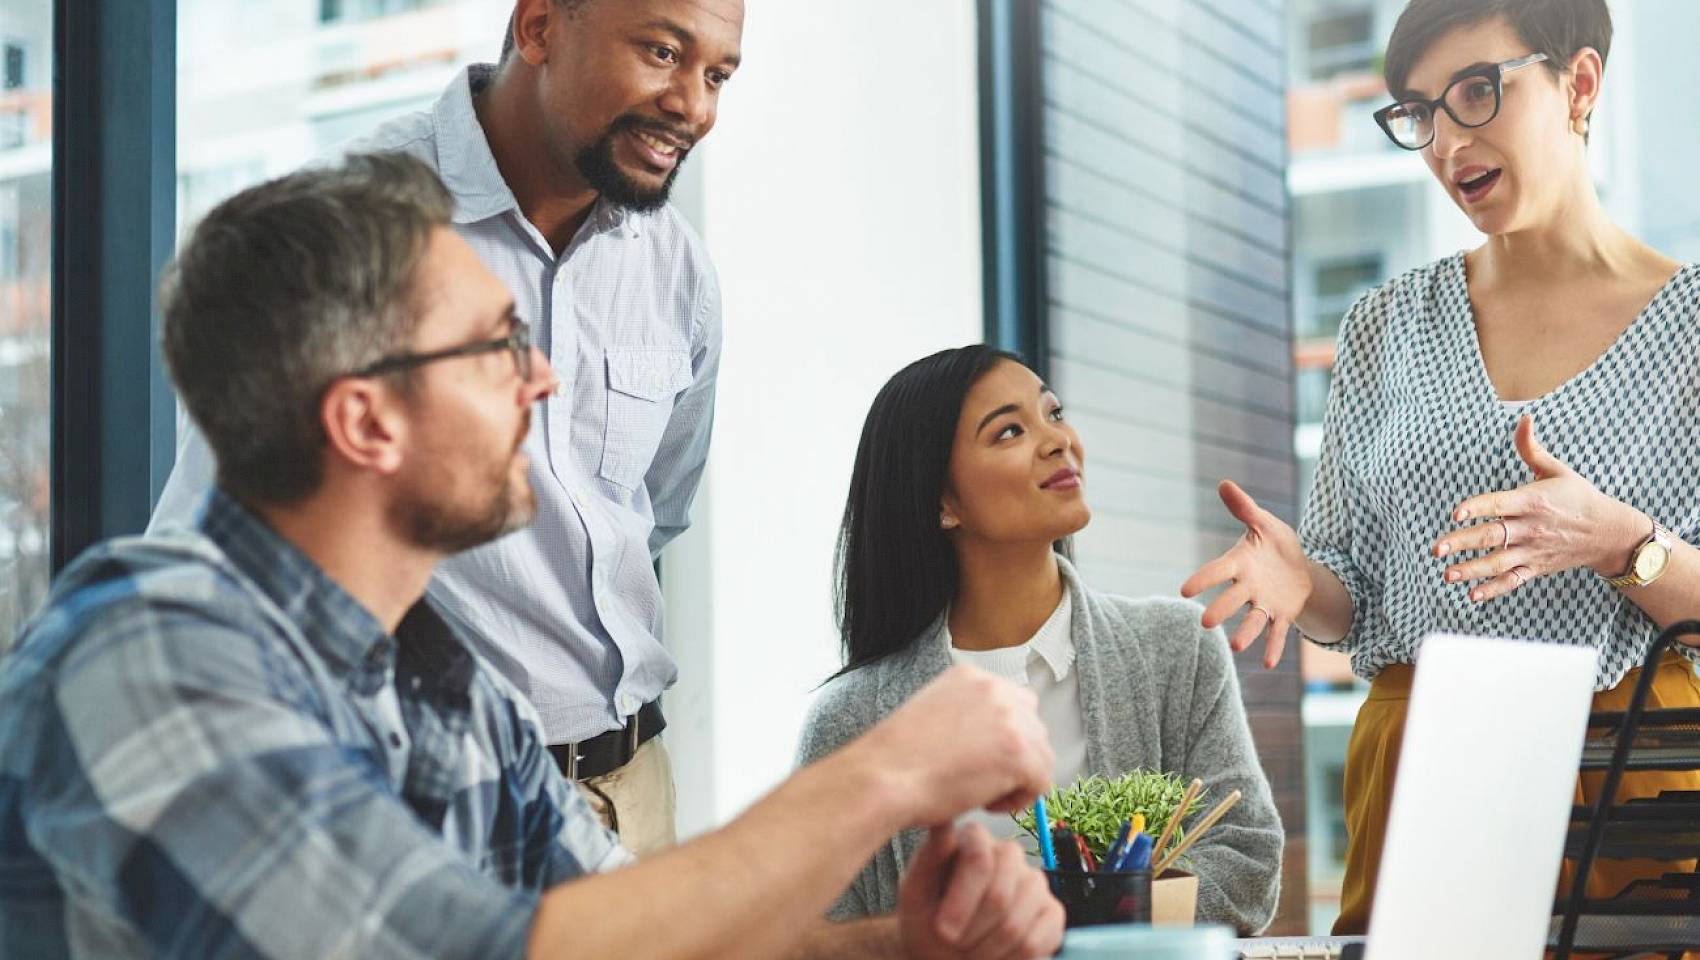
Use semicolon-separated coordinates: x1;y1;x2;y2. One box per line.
574;737;678;858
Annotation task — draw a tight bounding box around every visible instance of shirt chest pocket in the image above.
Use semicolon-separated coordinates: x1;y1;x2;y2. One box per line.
599;347;694;490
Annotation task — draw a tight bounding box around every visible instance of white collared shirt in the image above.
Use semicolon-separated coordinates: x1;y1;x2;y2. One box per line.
947;590;1086;842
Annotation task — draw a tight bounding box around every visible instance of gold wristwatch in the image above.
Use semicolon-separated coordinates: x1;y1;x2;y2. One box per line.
1602;522;1676;589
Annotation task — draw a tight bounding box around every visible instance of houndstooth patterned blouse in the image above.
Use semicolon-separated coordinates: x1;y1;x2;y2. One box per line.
1299;252;1700;690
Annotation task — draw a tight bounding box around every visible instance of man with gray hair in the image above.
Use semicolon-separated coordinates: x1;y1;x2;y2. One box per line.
0;153;1064;959
151;0;741;856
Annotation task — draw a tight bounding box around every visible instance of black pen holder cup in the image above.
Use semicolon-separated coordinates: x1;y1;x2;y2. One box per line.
1045;868;1152;928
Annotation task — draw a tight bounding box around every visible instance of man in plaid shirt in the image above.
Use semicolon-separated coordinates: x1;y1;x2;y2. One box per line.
0;154;1063;959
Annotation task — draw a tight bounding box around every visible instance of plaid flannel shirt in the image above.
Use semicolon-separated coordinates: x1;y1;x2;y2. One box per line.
0;491;631;959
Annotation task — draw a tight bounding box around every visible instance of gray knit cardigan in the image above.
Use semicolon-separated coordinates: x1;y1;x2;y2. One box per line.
795;558;1283;935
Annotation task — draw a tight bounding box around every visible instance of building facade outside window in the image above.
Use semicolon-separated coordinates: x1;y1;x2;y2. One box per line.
318;0;452;25
178;0;511;236
0;0;51;650
1304;5;1377;81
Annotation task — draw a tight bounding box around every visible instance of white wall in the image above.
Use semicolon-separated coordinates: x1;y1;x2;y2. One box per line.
661;0;986;837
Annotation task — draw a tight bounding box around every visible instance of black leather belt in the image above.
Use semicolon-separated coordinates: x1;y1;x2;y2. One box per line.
548;700;665;781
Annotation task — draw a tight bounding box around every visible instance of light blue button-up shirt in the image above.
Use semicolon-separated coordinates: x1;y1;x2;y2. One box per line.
151;65;721;744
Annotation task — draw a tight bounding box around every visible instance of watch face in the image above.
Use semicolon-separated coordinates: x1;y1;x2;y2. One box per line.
1636;542;1671;581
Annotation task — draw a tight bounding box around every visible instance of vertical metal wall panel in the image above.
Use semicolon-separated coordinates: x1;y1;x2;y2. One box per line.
1037;0;1308;933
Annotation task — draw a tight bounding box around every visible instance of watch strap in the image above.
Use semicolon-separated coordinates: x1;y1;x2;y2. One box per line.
1603;523;1673;589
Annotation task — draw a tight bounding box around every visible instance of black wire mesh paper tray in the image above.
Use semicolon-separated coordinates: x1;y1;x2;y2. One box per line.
1548;876;1700;956
1565;794;1700;860
1582;708;1700;772
1555;621;1700;960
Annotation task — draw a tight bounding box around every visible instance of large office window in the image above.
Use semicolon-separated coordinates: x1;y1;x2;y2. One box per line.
0;0;52;645
177;0;509;235
172;0;513;501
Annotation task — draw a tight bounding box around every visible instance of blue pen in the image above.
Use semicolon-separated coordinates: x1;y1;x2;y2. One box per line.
1103;818;1133;869
1121;832;1154;872
1110;831;1145;871
1035;795;1057;870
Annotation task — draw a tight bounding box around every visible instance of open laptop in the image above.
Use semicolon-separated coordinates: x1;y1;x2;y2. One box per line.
1238;633;1598;960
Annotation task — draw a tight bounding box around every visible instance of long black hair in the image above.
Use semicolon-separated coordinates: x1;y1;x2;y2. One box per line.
833;344;1060;677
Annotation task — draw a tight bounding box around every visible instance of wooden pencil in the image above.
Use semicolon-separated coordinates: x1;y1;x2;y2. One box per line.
1153;777;1203;864
1153;788;1241;877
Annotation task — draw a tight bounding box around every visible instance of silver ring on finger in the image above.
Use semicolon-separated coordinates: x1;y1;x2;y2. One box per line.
1510;567;1528;588
1249;602;1272;622
1498;519;1512;549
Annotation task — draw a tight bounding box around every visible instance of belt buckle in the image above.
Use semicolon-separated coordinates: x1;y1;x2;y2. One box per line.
625;708;641;760
565;744;583;781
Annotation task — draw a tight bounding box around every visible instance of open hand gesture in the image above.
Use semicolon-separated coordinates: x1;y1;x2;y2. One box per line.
1181;480;1314;669
1432;416;1647;601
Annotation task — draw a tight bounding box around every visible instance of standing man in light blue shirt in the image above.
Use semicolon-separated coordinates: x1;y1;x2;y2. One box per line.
150;0;740;855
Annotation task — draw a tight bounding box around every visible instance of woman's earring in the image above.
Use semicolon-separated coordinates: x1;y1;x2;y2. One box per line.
1572;115;1590;137
940;515;959;530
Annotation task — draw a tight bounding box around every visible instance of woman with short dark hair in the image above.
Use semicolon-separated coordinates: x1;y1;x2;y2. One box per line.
1184;0;1700;935
797;346;1284;935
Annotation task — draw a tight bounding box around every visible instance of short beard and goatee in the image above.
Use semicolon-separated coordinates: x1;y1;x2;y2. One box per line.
574;115;692;212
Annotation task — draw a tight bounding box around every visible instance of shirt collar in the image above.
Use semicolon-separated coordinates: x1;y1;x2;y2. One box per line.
945;588;1076;684
198;491;479;706
432;64;520;226
198;491;393;687
435;64;643;241
394;600;477;716
585;197;643;241
1028;588;1076;682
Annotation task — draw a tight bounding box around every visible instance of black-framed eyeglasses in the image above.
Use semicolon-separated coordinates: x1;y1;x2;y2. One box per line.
350;317;534;382
1373;53;1549;151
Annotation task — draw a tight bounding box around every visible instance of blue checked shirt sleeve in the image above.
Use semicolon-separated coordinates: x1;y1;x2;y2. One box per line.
645;264;721;557
33;604;538;960
473;670;635;886
529;754;635;888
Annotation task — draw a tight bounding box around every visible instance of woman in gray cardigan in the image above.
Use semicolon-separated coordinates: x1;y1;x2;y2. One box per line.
797;345;1283;935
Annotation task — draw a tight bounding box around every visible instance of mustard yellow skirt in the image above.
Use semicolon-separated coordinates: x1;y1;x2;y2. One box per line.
1334;652;1700;939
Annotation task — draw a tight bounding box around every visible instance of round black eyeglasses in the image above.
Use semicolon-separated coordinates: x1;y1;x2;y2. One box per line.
1373;53;1548;151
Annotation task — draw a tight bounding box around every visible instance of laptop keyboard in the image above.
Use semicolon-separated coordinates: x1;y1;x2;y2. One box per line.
1234;936;1365;959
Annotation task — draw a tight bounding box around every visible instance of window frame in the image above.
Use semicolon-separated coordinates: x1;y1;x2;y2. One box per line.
50;0;177;572
976;0;1048;374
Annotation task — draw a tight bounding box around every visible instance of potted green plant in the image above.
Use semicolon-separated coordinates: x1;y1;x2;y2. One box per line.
1013;770;1207;865
1015;770;1213;925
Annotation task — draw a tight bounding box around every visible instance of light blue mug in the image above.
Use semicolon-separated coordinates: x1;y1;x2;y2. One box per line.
1057;923;1235;959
